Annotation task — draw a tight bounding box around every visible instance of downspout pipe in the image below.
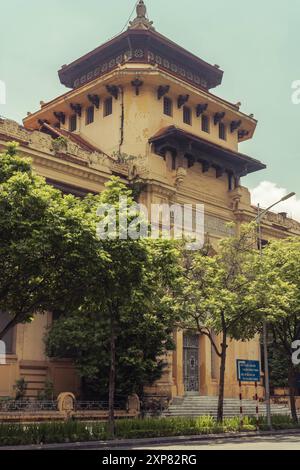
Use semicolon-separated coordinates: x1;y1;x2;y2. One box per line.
118;85;124;155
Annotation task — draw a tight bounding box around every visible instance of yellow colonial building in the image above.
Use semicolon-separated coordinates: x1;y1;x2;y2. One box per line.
0;1;299;401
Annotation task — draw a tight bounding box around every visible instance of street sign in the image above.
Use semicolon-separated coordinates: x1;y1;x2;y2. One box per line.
237;360;260;383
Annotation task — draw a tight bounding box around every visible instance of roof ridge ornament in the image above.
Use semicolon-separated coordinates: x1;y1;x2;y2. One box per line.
128;1;155;31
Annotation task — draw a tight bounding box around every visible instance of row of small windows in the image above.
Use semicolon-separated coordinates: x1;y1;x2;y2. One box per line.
163;97;227;140
69;97;113;132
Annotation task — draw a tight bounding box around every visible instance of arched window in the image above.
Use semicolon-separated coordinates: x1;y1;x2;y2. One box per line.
0;312;15;354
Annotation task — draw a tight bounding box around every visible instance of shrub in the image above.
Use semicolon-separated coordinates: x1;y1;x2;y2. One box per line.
13;379;27;401
0;415;296;446
258;414;300;431
36;380;55;401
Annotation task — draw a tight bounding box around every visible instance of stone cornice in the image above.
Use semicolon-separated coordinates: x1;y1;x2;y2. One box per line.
235;209;300;236
143;179;177;199
24;65;255;133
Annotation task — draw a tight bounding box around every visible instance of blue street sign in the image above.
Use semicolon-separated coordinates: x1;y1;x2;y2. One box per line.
237;360;261;382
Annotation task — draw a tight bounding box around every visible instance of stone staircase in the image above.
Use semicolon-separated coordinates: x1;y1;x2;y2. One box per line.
19;362;48;400
163;395;290;419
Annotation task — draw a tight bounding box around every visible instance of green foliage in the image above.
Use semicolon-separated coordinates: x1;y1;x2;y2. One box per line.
37;380;54;401
0;142;32;182
0;147;184;403
0;421;107;446
46;177;185;398
0;416;259;446
0;142;107;340
52;137;68;153
128;180;147;201
262;238;300;349
258;414;300;431
181;224;272;421
268;342;290;389
182;223;283;342
13;378;27;401
258;237;300;421
3;415;300;446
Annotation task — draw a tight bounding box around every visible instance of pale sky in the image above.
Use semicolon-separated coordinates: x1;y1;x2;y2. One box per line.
0;0;299;219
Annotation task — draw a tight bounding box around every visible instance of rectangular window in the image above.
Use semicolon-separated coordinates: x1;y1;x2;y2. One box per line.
0;312;14;354
86;106;94;125
104;97;113;117
201;114;210;133
69;114;77;132
163;97;173;117
219;122;226;140
183;106;191;125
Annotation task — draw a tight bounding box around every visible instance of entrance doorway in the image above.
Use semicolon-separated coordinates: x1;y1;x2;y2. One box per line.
183;334;199;394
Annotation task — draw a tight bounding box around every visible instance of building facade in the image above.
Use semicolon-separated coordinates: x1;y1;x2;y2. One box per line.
0;1;299;401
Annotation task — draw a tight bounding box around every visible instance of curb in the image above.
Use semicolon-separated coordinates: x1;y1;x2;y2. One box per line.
1;428;300;450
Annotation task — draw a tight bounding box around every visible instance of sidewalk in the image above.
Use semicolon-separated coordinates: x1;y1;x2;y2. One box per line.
1;428;300;450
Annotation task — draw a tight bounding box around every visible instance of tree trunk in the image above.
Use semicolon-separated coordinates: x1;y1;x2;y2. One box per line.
217;333;227;423
108;316;116;438
288;366;298;424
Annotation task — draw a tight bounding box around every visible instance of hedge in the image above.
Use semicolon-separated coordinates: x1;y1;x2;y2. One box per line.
0;415;297;446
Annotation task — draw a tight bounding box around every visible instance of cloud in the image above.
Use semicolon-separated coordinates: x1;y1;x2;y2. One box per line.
250;181;300;222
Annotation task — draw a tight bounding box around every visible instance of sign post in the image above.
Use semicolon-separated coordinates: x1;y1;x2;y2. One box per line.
239;380;243;427
255;381;259;429
237;360;261;429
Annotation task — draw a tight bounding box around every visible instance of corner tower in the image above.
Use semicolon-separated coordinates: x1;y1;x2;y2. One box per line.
23;1;264;192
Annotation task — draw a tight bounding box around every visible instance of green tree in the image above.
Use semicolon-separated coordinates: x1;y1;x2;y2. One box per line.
47;178;184;437
268;340;289;389
181;224;286;422
262;238;300;422
0;142;106;340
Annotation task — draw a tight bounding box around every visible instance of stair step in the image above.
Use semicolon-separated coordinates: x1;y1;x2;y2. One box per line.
162;396;291;418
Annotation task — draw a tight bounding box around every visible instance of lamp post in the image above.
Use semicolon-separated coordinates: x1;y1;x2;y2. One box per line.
255;192;296;429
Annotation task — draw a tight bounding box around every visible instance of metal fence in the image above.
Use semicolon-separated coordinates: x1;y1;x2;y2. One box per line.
76;401;124;411
140;395;170;416
0;398;127;413
0;400;57;412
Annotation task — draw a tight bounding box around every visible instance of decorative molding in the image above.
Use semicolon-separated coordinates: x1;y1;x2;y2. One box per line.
128;0;155;31
0;119;113;177
238;129;250;139
53;112;66;125
87;94;100;109
201;161;210;173
157;85;170;100
146;180;177;200
196;103;208;117
214;112;225;125
106;85;119;100
236;209;300;235
70;103;82;117
131;79;144;95
177;94;189;109
215;166;225;178
69;47;211;91
230;120;242;133
175;166;187;188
